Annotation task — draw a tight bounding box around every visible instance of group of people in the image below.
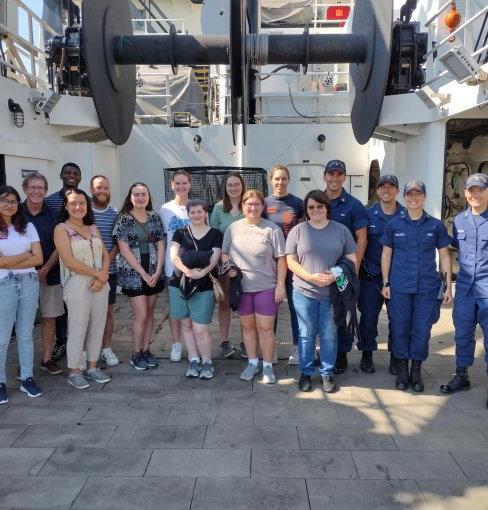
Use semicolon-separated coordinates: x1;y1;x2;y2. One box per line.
0;159;487;407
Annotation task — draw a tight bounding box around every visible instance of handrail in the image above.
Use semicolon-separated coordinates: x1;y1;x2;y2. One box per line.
9;0;58;36
425;0;453;28
130;0;174;34
425;5;488;58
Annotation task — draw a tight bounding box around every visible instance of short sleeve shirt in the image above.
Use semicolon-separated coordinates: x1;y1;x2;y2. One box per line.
0;222;40;279
222;218;285;293
285;220;357;299
209;202;244;233
381;211;451;293
263;194;304;238
328;188;368;238
170;227;223;291
159;201;190;277
93;204;118;274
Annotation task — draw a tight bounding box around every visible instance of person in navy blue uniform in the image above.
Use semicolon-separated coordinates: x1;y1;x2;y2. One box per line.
358;174;405;374
381;179;452;392
440;173;488;406
324;159;368;373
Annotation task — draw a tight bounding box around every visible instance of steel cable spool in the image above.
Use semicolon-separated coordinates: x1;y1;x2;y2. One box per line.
81;0;393;146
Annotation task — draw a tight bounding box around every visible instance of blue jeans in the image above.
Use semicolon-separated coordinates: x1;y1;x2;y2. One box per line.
0;273;39;383
274;271;300;345
293;289;337;376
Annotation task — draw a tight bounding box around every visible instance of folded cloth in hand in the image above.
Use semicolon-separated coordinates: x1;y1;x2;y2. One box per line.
181;249;213;269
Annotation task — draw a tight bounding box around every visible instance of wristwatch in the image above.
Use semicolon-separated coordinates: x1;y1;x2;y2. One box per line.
382;282;390;288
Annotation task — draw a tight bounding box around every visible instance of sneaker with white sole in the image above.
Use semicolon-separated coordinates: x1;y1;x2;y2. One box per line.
84;368;111;384
20;377;43;398
142;350;159;368
101;348;119;366
200;361;214;379
240;363;260;381
288;345;299;365
130;351;149;370
186;359;201;378
262;365;276;384
0;383;7;404
170;342;182;362
67;373;90;389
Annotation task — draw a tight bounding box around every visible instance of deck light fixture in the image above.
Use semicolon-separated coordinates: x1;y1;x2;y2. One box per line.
8;99;24;128
439;46;487;84
31;91;61;115
317;134;326;151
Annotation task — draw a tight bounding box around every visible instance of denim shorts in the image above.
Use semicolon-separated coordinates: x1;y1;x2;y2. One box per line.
238;288;279;317
168;287;215;325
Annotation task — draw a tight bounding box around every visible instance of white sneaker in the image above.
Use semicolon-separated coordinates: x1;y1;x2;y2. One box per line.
170;342;182;362
262;365;277;384
101;348;119;366
288;345;299;365
80;351;87;371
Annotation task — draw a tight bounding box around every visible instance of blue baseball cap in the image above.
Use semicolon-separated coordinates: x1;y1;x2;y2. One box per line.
465;173;488;190
378;174;399;188
324;159;346;174
404;179;426;195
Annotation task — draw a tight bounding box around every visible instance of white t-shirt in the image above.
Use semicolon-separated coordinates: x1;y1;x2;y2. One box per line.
0;222;40;278
159;200;189;277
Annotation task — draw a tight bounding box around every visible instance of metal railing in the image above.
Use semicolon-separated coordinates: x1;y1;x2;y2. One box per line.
0;0;59;89
423;1;488;84
130;0;174;34
131;18;186;34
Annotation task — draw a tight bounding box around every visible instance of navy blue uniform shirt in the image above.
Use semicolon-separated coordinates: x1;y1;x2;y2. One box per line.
381;211;451;293
453;208;488;298
363;202;406;276
328;188;368;238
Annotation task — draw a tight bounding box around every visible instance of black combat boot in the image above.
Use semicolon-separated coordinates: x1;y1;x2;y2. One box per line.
439;367;470;394
395;360;409;391
389;354;399;375
410;360;424;393
360;351;375;373
334;352;348;374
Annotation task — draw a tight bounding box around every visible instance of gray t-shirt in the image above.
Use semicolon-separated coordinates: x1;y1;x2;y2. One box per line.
285;220;357;299
222;218;286;292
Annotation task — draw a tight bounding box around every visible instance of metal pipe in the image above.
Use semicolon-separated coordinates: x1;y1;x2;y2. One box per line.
114;35;230;65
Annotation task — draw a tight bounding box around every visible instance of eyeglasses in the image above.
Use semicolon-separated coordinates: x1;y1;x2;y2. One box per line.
307;204;325;211
0;198;19;207
245;203;262;209
27;186;46;192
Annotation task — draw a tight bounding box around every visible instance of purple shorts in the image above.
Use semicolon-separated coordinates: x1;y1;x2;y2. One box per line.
238;288;279;317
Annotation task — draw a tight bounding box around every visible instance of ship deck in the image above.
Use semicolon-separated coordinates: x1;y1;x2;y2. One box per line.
0;294;487;509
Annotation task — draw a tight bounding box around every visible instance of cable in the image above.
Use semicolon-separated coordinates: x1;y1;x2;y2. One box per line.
287;83;338;119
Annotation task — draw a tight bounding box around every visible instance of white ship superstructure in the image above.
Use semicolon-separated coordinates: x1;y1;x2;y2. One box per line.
0;0;487;222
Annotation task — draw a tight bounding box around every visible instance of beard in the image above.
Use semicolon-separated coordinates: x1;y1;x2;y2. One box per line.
93;193;111;207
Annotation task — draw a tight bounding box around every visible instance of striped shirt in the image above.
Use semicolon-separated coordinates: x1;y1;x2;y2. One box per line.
44;189;65;217
93;204;118;274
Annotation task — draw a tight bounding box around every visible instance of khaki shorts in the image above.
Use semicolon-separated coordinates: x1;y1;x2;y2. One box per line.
39;282;65;318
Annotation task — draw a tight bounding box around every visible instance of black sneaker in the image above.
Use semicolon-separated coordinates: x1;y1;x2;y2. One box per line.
440;367;470;394
130;351;149;370
221;341;236;358
240;342;248;359
0;383;7;404
334;352;348;374
298;374;312;392
51;343;66;362
360;351;375;374
40;359;63;375
142;350;159;368
20;377;42;398
321;375;337;393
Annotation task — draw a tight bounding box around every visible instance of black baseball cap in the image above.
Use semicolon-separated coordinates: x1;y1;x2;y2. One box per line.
465;173;488;190
324;159;346;174
378;174;399;188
